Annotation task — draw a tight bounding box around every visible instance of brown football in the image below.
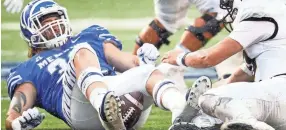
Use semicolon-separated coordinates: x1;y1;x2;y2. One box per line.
119;91;144;129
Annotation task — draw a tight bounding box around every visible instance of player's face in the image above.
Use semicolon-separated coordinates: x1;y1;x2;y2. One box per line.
40;16;66;41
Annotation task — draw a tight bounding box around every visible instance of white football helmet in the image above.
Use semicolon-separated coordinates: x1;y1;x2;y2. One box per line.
20;0;72;49
219;0;242;32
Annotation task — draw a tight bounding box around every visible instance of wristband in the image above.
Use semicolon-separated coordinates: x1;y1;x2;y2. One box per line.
176;52;190;67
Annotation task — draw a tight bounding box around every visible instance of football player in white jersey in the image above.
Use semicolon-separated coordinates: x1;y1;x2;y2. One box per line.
162;0;286;129
132;0;243;82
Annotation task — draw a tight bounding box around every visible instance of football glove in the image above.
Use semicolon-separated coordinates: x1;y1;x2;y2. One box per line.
12;107;45;130
4;0;24;14
137;43;160;66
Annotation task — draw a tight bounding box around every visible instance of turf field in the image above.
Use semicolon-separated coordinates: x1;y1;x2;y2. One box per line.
1;0;228;129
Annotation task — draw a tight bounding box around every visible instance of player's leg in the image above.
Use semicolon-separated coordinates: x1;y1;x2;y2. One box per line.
69;83;105;129
132;0;190;54
145;68;188;122
169;76;222;130
178;13;224;52
156;63;188;94
105;65;190;123
70;43;125;130
198;78;286;130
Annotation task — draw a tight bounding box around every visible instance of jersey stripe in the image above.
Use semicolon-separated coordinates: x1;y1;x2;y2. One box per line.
62;62;77;126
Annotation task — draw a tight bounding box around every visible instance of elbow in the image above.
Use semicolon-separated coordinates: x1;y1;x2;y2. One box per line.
5;114;15;130
6;118;12;130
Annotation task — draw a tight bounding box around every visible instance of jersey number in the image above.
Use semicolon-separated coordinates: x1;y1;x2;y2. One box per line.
47;58;67;75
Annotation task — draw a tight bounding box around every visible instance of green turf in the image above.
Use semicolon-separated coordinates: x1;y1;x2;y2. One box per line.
2;0;153;21
2;0;203;21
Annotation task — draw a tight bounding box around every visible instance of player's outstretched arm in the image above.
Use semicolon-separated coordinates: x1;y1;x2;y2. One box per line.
162;37;243;68
6;83;37;130
104;42;160;72
104;43;140;72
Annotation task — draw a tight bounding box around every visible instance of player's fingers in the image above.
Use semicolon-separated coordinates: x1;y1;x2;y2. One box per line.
161;53;169;61
18;116;26;123
151;51;159;60
11;5;17;14
4;0;12;7
14;3;22;13
137;48;143;55
12;1;21;13
16;5;22;13
32;107;40;113
162;59;169;63
27;109;38;119
22;111;32;121
6;3;14;13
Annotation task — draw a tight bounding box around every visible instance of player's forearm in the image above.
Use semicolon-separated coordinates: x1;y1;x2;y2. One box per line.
6;90;34;130
111;52;139;72
104;43;139;72
227;67;254;83
184;49;217;68
185;37;243;68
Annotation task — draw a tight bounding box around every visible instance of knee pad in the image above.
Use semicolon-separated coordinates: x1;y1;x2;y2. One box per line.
199;94;233;118
152;79;176;110
136;20;173;49
185;14;222;46
77;67;104;98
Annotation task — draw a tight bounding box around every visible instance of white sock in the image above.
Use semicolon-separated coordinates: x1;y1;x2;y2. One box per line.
161;88;186;122
89;87;108;112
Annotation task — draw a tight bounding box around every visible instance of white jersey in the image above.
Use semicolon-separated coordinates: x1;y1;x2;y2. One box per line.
229;0;286;81
154;0;220;33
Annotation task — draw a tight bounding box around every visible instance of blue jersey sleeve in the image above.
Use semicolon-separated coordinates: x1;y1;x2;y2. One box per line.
6;65;33;99
83;25;122;50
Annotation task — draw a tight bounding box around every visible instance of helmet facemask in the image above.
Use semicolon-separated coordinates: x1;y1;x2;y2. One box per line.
220;0;240;32
29;5;72;49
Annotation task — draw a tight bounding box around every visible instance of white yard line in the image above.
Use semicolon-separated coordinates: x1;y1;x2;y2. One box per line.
1;97;10;101
2;17;194;31
2;50;27;57
2;18;194;56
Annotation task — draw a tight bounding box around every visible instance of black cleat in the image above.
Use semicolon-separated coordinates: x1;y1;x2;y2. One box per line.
99;91;126;130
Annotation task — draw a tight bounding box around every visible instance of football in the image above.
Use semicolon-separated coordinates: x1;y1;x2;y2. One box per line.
119;91;144;129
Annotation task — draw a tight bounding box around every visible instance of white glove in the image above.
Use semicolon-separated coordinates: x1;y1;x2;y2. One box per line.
137;43;160;66
4;0;24;14
12;108;45;130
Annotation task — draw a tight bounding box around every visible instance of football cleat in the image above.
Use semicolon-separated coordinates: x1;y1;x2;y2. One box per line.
169;122;201;130
221;119;275;130
99;91;126;130
169;122;221;130
173;76;212;124
186;76;212;110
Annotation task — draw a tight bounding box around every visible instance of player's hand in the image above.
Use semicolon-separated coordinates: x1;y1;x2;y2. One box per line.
137;43;160;66
162;49;188;66
4;0;24;14
12;108;45;130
